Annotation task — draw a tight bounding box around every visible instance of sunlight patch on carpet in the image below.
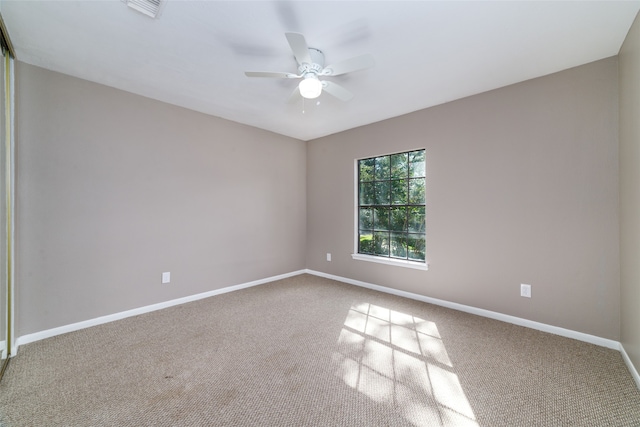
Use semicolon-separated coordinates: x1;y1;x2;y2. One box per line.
332;302;479;427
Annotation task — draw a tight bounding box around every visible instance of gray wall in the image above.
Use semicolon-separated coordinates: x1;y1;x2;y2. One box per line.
620;13;640;372
14;54;624;344
15;62;307;336
307;58;620;340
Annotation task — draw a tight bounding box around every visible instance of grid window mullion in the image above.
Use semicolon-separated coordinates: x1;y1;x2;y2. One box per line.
358;149;425;262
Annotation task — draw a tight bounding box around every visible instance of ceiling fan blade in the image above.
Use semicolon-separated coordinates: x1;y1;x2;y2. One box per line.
322;81;354;102
245;71;299;79
285;32;312;65
323;54;375;76
287;86;301;104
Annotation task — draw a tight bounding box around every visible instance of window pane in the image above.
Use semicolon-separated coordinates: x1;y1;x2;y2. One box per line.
408;207;425;233
360;182;375;205
390;233;408;259
357;149;426;263
389;207;407;232
375;181;390;205
374;231;390;256
409;150;425;178
407;234;426;261
374;207;390;231
374;156;390;180
390;179;408;205
359;158;375;182
390;153;408;179
359;233;374;254
359;208;373;230
409;178;425;205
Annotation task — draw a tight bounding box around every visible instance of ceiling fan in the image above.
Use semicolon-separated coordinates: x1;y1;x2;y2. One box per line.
244;32;374;102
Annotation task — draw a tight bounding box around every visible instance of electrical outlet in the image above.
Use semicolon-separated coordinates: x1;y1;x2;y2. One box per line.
520;283;531;298
162;272;171;284
326;253;331;262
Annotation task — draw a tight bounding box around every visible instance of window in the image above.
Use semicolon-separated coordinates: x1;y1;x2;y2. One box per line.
355;149;426;268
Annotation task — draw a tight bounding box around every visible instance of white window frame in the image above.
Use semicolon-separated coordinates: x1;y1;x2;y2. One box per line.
351;149;428;271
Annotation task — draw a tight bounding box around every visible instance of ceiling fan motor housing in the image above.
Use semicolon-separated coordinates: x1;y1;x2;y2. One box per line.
298;48;324;76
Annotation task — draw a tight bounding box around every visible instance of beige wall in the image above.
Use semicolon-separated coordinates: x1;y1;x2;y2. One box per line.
307;58;620;340
14;54;624;343
15;62;307;336
620;13;640;372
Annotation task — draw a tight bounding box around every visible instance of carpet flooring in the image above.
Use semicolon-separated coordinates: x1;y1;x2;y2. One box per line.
1;274;639;426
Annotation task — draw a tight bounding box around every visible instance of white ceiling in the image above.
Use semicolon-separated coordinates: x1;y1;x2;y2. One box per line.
1;1;639;141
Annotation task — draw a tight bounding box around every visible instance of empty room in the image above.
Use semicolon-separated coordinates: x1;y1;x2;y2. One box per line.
1;1;640;426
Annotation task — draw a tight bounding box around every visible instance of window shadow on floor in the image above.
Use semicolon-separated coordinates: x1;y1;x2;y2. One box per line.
332;301;479;426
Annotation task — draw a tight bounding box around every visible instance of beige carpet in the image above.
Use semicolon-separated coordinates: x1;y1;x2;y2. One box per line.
1;274;639;426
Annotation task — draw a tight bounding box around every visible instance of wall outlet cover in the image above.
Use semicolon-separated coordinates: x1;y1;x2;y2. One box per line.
162;272;171;284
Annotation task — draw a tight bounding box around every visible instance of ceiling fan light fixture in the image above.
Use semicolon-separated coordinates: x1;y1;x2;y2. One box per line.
245;32;373;103
299;75;322;99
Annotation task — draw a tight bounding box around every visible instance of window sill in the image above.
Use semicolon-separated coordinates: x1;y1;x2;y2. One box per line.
351;254;429;270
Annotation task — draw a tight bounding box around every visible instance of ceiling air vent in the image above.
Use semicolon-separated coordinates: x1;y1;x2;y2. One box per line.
125;0;163;19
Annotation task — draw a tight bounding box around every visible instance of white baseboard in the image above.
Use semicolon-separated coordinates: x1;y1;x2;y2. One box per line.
620;343;640;390
0;340;5;359
14;267;639;390
305;269;620;350
15;269;306;351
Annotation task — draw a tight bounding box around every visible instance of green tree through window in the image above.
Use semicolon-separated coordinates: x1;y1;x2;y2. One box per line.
358;150;426;262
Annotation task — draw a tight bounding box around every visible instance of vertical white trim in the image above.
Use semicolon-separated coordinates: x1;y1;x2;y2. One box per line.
0;50;6;363
8;54;14;357
2;52;14;360
353;159;359;255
